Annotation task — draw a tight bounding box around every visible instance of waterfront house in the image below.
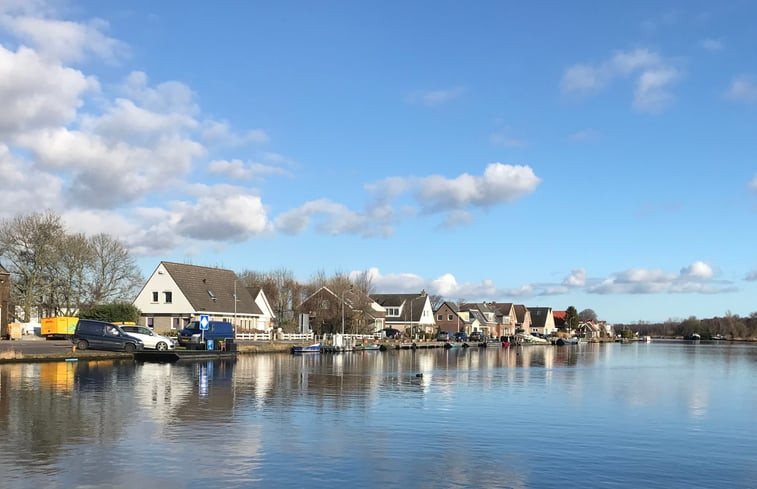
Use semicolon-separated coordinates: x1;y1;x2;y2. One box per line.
434;301;466;333
299;286;385;334
0;264;10;339
528;307;556;336
133;261;272;333
459;302;499;337
371;291;436;335
553;310;567;330
514;304;532;333
577;321;602;339
490;302;517;337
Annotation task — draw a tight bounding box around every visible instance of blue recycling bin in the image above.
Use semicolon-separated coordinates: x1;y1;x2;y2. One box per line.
206;339;214;350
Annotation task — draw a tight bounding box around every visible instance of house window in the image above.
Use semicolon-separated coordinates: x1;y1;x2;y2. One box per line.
147;317;154;328
448;314;453;321
164;291;172;304
319;300;329;310
152;291;159;303
386;307;399;317
437;314;443;321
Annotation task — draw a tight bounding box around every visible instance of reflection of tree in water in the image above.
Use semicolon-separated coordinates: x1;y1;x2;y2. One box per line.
0;360;139;472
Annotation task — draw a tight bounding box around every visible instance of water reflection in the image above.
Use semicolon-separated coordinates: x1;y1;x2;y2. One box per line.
0;343;755;489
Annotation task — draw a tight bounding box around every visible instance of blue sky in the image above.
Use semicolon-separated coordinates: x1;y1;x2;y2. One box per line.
1;0;756;323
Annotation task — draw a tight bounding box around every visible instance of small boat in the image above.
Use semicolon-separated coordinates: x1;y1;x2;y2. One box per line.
291;343;321;354
515;333;549;344
711;334;726;340
359;344;381;351
685;333;701;342
556;337;579;346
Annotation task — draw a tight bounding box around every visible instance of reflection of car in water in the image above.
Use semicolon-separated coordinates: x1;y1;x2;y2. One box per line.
73;319;144;352
121;325;175;351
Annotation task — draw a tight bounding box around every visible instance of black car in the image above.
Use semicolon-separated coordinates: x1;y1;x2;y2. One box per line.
383;328;402;339
73;319;144;352
453;332;468;342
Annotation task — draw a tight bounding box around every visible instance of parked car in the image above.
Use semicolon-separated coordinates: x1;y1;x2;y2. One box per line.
469;331;485;342
121;325;175;351
383;328;402;339
73;319;144;352
177;320;234;346
436;331;451;341
453;332;468;342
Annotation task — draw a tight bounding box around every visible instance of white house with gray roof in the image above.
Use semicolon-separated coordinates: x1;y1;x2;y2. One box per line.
133;261;274;333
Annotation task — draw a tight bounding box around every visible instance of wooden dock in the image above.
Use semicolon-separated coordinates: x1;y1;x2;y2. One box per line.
133;350;237;362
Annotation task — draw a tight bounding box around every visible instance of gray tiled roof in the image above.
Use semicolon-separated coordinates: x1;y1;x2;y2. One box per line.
527;307;552;328
514;304;528;322
162;261;262;315
371;293;426;321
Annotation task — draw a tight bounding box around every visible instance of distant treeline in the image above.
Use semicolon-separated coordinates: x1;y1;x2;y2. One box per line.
616;313;757;340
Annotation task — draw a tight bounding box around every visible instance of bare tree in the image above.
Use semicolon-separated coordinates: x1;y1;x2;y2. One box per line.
0;212;65;321
428;294;444;310
46;233;93;315
86;233;144;304
578;308;598;322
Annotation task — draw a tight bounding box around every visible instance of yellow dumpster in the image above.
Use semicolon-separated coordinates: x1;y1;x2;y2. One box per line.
41;316;79;339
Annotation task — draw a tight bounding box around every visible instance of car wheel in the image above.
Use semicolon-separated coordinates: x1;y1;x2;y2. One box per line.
156;341;167;351
77;340;89;350
124;343;136;353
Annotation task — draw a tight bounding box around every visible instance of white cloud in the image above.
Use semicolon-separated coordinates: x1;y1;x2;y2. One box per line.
274;199;393;238
407;87;465;107
0;45;98;136
208;158;290;181
634;67;678;113
725;76;757;103
0;144;63;218
173;192;269;241
416;163;541;212
0;15;128;63
439;210;474;229
365;268;498;299
681;261;714;280
17;127;204;208
588;261;731;294
201;120;269;147
562;269;587;287
561;48;681;113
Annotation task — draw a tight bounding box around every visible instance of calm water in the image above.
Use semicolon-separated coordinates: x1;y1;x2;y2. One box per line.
0;342;755;489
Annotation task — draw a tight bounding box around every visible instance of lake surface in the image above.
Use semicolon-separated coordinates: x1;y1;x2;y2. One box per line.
0;341;755;488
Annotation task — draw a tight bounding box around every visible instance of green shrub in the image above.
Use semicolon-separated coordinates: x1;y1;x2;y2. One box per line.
79;302;141;323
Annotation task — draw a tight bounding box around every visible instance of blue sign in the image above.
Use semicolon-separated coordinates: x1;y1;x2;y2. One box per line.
199;315;210;331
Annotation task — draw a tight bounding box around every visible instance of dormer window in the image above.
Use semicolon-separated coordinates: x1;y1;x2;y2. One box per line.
208;290;216;301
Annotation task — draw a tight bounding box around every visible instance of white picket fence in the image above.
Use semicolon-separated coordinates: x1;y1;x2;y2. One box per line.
235;332;315;342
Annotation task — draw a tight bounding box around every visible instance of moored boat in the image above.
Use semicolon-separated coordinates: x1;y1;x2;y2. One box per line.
292;343;321;354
